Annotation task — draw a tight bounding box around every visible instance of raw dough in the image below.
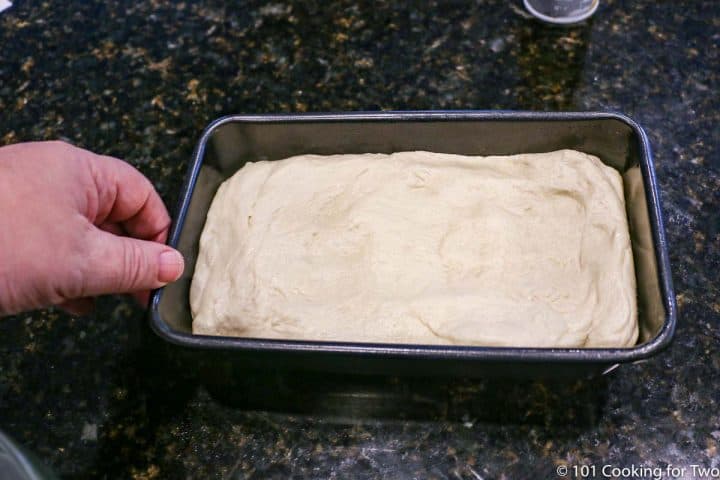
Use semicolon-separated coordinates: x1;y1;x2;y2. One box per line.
190;150;637;347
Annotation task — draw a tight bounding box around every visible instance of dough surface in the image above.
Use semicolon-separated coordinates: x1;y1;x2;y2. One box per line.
190;150;637;347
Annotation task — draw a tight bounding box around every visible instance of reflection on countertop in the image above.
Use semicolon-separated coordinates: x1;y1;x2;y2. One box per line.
0;0;718;478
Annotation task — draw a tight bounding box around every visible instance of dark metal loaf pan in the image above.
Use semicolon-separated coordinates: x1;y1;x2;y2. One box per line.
149;111;676;379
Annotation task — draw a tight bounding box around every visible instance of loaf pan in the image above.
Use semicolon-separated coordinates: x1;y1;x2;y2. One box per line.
149;111;676;378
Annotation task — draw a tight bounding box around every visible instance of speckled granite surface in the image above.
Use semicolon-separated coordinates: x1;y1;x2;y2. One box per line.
0;0;718;478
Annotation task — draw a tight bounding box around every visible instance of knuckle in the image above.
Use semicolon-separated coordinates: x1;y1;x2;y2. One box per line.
67;231;95;299
59;266;86;300
122;243;150;290
49;139;71;148
47;139;76;156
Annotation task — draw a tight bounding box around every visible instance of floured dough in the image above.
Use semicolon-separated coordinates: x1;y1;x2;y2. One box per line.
190;150;637;347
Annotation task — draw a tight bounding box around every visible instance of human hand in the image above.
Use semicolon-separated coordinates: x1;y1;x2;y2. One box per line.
0;141;184;316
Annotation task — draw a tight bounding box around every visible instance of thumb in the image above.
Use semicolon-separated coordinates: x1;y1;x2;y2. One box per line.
82;229;184;296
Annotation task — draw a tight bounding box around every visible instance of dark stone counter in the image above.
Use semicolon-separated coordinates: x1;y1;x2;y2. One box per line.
0;0;718;478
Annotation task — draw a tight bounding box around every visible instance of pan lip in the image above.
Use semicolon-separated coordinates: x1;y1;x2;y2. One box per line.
149;110;677;365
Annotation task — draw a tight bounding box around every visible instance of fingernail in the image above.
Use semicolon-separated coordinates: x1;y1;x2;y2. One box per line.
158;249;184;283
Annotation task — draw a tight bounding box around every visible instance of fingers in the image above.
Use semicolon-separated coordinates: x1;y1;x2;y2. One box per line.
80;229;184;297
86;153;172;242
78;151;179;303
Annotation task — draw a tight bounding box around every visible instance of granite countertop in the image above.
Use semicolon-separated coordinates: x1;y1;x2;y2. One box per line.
0;0;718;478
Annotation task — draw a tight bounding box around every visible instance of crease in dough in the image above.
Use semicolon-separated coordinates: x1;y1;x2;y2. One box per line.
191;150;638;348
